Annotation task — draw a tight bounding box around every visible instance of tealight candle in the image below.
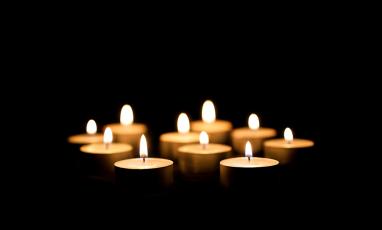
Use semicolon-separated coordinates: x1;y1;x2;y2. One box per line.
264;127;314;165
80;127;133;180
68;119;103;145
107;104;148;154
220;141;279;188
159;113;199;160
190;100;232;144
114;135;174;193
231;114;277;155
178;131;231;181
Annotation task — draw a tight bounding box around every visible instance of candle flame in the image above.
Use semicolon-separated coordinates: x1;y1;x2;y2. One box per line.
199;131;209;145
202;100;216;123
177;113;190;134
103;127;113;144
245;141;252;158
120;104;134;126
139;134;148;158
284;127;293;143
86;119;97;134
248;113;260;130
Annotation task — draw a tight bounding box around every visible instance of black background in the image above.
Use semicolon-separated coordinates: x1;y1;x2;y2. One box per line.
10;10;361;224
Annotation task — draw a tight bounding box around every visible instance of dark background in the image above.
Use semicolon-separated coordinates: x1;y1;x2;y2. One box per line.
12;10;361;224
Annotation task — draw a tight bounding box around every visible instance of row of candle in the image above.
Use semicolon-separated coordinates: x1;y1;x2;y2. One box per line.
68;100;314;190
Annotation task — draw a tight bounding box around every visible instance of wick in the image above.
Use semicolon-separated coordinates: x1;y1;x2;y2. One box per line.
143;157;146;163
105;143;110;150
202;144;207;150
248;156;251;162
286;140;292;144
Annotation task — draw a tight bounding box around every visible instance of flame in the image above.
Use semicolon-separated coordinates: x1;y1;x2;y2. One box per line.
248;113;260;130
202;100;216;123
284;127;293;143
177;113;190;134
139;134;148;158
199;131;209;145
120;104;134;126
86;119;97;134
245;141;252;158
103;127;113;144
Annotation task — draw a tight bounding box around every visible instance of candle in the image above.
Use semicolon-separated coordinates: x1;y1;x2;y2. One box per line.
264;127;314;165
159;113;199;160
231;114;277;155
107;104;148;155
114;135;174;193
177;131;231;181
190;100;233;144
80;127;133;180
220;141;279;188
68;119;103;144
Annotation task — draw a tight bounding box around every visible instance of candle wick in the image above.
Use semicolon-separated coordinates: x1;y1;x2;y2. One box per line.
105;143;110;150
143;157;145;163
202;144;207;150
248;156;251;162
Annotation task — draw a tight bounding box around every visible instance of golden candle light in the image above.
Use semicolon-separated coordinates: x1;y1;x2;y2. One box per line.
177;131;231;182
190;100;233;144
114;134;174;193
107;104;148;155
159;113;199;160
231;113;277;155
68;119;103;144
220;141;279;189
80;127;133;180
264;127;314;165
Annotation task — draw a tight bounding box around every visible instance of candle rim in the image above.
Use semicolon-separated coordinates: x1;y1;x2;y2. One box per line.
114;157;173;170
220;157;279;168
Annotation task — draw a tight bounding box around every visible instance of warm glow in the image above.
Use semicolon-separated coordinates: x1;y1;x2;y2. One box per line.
284;127;293;143
103;127;113;144
120;104;134;125
139;134;148;158
245;141;253;158
248;114;260;130
202;100;216;123
86;119;97;134
177;113;190;134
199;131;209;145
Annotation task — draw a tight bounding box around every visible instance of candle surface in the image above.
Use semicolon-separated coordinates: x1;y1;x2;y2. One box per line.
80;143;133;154
114;158;173;169
68;134;103;144
220;157;279;168
264;139;314;148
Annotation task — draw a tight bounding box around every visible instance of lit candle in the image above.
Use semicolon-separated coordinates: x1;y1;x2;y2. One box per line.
68;119;103;144
159;113;199;160
177;131;231;181
220;141;279;188
80;127;133;180
231;113;277;155
190;100;233;144
264;127;314;165
107;104;148;154
114;135;174;192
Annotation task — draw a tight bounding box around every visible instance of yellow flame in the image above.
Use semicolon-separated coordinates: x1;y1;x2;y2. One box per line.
120;104;134;126
199;131;209;145
86;119;97;134
139;134;148;158
245;141;252;158
284;127;293;143
103;127;113;144
202;100;216;123
177;113;190;134
248;114;260;130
